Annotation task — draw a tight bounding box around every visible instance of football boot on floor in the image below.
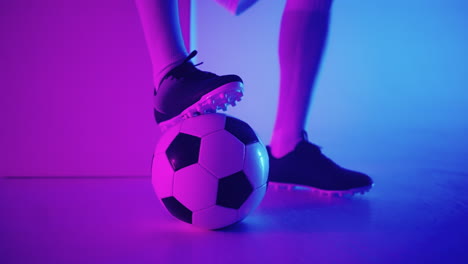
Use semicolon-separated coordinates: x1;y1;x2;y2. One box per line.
267;131;374;197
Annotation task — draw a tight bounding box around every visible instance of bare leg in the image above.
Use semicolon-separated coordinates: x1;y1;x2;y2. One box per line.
134;0;188;88
270;0;332;158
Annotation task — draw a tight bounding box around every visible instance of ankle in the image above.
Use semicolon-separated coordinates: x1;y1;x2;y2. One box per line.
269;144;297;159
153;55;188;89
269;132;304;159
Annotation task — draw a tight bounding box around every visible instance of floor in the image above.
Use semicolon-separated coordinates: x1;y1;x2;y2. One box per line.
2;158;467;264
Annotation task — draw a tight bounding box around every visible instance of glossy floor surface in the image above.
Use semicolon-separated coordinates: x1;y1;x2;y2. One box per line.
2;157;467;264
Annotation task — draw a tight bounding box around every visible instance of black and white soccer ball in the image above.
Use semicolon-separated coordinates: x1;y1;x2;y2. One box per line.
152;113;268;229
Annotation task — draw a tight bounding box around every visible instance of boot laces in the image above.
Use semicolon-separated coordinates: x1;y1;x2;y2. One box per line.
299;131;338;167
167;50;216;81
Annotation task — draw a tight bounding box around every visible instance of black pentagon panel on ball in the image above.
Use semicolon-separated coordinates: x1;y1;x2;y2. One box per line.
161;197;193;224
216;171;254;209
224;117;259;145
166;133;201;171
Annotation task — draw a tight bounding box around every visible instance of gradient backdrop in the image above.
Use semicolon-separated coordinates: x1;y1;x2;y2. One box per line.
1;0;468;177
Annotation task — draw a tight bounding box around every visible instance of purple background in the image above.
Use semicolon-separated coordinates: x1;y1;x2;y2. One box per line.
1;0;157;176
2;0;468;177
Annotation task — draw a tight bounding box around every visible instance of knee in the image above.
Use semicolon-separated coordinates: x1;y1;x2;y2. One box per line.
284;0;333;12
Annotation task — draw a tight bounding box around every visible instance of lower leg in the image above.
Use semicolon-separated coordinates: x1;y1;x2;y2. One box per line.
134;0;188;87
270;0;332;158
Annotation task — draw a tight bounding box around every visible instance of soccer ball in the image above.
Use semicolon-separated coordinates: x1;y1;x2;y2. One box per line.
152;113;268;229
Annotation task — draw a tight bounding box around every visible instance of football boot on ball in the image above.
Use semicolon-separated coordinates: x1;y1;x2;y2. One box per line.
154;50;244;131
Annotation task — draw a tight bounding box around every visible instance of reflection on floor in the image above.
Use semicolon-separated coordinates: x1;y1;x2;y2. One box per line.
1;162;467;263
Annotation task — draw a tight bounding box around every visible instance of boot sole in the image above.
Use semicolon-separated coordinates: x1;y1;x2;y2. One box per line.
158;81;244;131
268;181;374;197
